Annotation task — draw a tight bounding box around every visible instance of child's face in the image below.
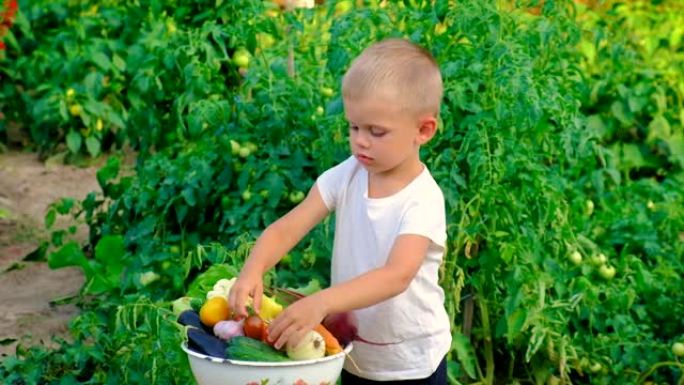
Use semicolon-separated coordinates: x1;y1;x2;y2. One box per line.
344;93;426;176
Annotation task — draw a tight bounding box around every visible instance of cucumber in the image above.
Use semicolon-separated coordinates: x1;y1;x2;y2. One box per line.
226;336;290;362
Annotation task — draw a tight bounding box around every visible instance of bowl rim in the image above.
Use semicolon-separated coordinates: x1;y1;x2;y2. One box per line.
181;341;352;367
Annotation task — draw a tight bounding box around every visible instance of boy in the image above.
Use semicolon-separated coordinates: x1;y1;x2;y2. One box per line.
228;38;450;384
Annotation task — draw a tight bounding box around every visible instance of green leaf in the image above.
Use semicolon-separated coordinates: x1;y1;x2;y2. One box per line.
451;332;477;379
44;208;56;228
83;274;115;296
326;98;344;116
506;308;528;342
288;278;321;296
620;143;646;170
665;133;684;168
66;130;82;154
646;115;671;144
112;54;126;72
91;52;111;71
499;242;515;263
187;263;239;298
48;241;92;275
579;40;596;63
94;235;125;269
434;0;449;21
107;110;126;129
264;173;285;207
670;26;683;47
182;187;197;206
585;114;607;138
96;157;121;190
525;325;547;362
175;204;188;223
85;136;101;157
91;235;125;292
56;198;75;214
58;99;69;121
611;101;632;126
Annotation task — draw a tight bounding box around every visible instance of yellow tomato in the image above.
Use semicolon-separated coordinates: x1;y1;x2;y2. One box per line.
69;104;82;117
320;86;334;97
232;49;250;68
257;33;276;50
230;140;241;155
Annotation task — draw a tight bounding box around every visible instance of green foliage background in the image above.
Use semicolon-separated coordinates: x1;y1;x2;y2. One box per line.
1;0;683;384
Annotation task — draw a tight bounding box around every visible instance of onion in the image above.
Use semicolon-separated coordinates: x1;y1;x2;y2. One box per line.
213;319;244;341
286;330;326;360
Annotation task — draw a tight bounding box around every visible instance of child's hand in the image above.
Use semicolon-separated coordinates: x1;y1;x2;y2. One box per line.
267;293;329;350
228;272;263;319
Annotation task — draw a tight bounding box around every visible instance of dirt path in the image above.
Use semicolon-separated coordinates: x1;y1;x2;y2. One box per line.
0;151;101;357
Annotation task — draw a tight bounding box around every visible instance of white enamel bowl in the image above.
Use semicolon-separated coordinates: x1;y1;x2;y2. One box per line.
181;342;352;385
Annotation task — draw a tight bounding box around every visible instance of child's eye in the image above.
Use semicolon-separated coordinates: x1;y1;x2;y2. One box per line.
370;127;386;137
349;125;359;131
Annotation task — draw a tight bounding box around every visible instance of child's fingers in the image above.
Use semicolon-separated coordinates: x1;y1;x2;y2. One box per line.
227;285;238;316
273;322;300;350
285;328;308;352
252;284;263;314
227;285;237;314
267;313;289;347
229;285;249;319
268;309;312;350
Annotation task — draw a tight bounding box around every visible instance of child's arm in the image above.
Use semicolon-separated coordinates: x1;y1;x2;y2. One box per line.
228;184;330;319
268;233;431;349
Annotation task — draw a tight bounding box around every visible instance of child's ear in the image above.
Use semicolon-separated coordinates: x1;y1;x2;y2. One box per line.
416;116;437;145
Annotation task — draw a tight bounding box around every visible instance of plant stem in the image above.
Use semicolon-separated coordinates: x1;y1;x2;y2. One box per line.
479;297;495;385
636;361;684;384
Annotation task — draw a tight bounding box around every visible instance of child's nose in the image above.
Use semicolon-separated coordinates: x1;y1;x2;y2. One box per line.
353;130;370;148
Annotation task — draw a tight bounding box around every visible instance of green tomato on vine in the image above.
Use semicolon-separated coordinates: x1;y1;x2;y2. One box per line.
232;48;250;68
568;250;582;266
672;342;684;357
598;264;616;280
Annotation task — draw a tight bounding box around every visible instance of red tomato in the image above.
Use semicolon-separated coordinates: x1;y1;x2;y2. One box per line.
243;315;264;339
261;325;273;345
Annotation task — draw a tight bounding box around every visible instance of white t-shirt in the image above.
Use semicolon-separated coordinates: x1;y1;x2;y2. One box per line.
317;156;451;380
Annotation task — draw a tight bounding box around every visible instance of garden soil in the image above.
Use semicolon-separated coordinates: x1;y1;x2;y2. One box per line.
0;151;102;357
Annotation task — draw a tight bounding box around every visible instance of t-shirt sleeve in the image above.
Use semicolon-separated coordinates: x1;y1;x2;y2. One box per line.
398;192;447;250
316;156;355;211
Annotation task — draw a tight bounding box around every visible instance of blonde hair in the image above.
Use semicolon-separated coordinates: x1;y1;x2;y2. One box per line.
341;38;443;117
